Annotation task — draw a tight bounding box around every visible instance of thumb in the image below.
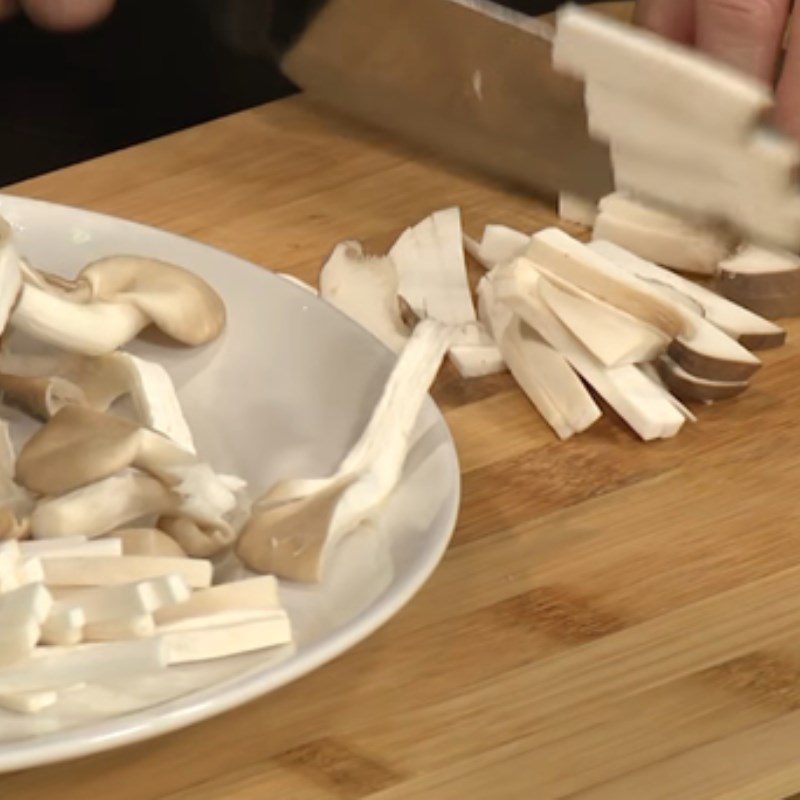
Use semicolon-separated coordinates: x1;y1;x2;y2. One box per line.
694;0;791;83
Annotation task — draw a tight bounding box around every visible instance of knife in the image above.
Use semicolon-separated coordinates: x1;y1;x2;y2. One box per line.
280;0;616;203
216;0;617;204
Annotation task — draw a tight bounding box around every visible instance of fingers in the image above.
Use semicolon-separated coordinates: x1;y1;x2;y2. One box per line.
634;0;695;43
19;0;115;31
694;0;792;82
775;7;800;138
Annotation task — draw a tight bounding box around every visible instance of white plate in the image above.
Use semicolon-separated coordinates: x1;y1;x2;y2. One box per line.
0;193;460;772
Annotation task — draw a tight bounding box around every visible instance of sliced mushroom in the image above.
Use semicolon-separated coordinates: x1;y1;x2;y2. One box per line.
592;193;736;276
10;256;226;355
0;218;24;334
558;193;598;228
525;227;689;337
656;355;749;403
0;420;34;541
31;471;177;539
589;239;786;350
319;240;410;354
156;516;237;558
537;275;670;367
237;320;453;581
492;259;685;441
464;224;530;270
390;208;476;326
715;245;800;318
107;528;186;557
0;349;195;451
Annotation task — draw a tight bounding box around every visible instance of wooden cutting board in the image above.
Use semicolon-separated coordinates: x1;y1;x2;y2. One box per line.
2;94;800;799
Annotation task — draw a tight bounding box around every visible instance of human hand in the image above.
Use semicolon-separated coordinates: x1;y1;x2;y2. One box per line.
635;0;800;139
0;0;115;31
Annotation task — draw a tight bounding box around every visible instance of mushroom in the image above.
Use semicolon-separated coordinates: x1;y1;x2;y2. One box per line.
559;193;598;228
715;245;800;319
107;527;187;558
0;420;34;541
481;274;600;440
463;224;530;270
589;240;786;350
526;227;689;337
156;516;237;558
319;240;410;354
0;349;195;451
17;406;238;526
10;255;226;356
492;259;686;441
236;319;453;581
656;355;749;403
591;193;736;276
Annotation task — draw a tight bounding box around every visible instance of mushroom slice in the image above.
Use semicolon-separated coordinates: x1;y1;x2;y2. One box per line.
108;528;186;557
0;373;86;421
559;193;598;228
31;471;178;540
525;227;689;337
0;420;33;541
592;193;735;276
668;316;761;382
0;639;166;693
390;208;476;326
448;344;506;379
319;240;410;353
155;516;237;558
464;224;530;270
656;355;749;403
589;240;786;350
153;576;280;626
715;245;800;318
237;319;453;581
481;276;600;439
0;219;23;334
40;554;212;589
17;406;238;529
493;260;685;440
20;537;122;558
10;255;226;355
537;275;670;367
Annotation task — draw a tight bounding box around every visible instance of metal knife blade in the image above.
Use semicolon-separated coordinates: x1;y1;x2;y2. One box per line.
280;0;616;203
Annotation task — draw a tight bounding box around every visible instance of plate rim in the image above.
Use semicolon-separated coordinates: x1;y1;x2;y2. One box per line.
0;192;461;773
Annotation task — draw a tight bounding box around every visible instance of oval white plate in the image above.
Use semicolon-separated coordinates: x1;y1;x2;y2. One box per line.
0;193;460;773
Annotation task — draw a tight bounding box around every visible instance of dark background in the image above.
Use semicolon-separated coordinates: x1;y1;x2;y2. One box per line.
0;0;567;186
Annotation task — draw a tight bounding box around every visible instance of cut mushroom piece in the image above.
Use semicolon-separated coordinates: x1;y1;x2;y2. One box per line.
559;193;598;228
40;555;212;589
640;362;699;422
153;576;280;626
0;420;33;542
156;516;237;558
319;241;411;354
0;639;166;693
0;219;23;335
492;260;685;440
656;355;749;403
31;471;178;540
390;208;476;326
589;240;786;350
593;193;736;275
525;227;689;337
464;224;530;270
669;316;761;383
448;344;506;379
237;320;453;582
537;275;670;367
108;528;187;557
715;245;800;317
17;406;239;535
20;536;122;558
10;255;226;355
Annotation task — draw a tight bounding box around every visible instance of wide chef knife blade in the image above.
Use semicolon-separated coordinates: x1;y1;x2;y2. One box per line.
279;0;616;202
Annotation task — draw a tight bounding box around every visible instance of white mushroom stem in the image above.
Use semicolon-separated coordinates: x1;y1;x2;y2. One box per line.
237;320;453;581
31;471;177;539
464;224;530;270
319;241;410;354
11;285;150;357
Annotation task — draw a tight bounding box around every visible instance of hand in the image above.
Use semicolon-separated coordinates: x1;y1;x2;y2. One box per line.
635;0;800;139
0;0;115;31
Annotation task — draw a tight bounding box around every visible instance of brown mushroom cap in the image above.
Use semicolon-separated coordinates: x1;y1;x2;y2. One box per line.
16;405;142;495
79;256;226;346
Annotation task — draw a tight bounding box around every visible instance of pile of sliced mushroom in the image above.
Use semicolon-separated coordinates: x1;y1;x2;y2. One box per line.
0;220;297;715
317;199;792;444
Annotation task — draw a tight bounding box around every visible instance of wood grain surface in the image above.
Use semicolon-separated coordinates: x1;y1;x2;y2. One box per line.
2;93;800;799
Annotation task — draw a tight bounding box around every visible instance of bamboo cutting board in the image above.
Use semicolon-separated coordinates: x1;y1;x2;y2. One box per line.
2;95;800;799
